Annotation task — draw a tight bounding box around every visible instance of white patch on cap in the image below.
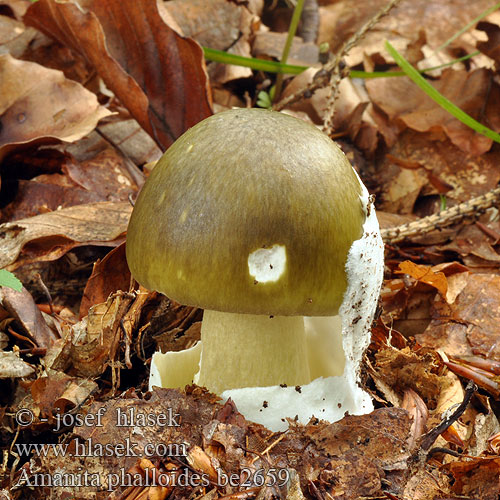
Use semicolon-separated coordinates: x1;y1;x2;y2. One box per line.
247;244;286;283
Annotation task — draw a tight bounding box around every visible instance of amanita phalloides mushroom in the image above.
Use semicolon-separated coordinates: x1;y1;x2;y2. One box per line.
126;108;384;431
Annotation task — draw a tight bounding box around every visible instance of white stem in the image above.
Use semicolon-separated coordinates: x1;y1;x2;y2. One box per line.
196;310;311;394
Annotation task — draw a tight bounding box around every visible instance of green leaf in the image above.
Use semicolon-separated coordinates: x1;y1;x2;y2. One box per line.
256;90;272;108
385;40;500;144
0;269;22;292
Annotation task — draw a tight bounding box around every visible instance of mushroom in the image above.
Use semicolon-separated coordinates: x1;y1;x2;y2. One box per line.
126;108;384;430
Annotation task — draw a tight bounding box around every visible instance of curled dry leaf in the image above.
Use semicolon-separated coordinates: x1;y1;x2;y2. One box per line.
401;388;428;450
0;10;38;58
0;286;57;349
30;370;98;417
0;350;34;378
439;221;500;268
163;0;257;84
396;261;448;297
0;201;132;271
79;242;132;319
2;142;141;223
68;291;135;378
0;53;112;160
24;0;212;150
163;0;251;50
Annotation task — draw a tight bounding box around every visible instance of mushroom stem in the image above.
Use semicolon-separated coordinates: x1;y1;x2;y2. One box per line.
196;310;311;394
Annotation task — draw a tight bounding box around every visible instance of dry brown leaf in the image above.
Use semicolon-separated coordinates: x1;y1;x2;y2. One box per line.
417;273;500;361
24;0;213;150
0;53;111;160
376;131;500;212
1;133;142;223
397;261;448;296
163;0;252;51
303;408;411;470
79;242;131;319
439;222;500;266
0;10;37;57
445;457;500;499
253;32;319;67
1;178;103;223
63;150;139;201
163;0;256;84
374;346;449;409
318;0;493;66
401;388;428;450
477;21;500;65
1;1;31;19
0;286;57;349
69;291;135;378
31;371;97;417
367;68;500;156
97;118;162;167
378;161;428;214
0;201;132;270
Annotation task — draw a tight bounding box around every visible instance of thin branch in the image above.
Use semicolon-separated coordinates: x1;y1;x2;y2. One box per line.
382;186;500;244
274;0;403;112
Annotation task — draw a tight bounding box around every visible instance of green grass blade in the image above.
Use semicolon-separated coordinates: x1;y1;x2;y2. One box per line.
203;47;306;74
204;46;479;79
385;40;500;144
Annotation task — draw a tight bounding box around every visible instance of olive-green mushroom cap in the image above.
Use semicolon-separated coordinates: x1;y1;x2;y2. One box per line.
126;109;365;316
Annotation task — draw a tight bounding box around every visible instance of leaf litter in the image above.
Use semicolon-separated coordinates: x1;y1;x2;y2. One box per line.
1;0;500;499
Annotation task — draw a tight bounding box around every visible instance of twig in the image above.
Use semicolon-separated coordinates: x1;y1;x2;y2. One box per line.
322;0;403;135
381;185;500;244
413;380;476;460
403;381;476;497
274;0;403;112
34;272;54;315
249;431;289;465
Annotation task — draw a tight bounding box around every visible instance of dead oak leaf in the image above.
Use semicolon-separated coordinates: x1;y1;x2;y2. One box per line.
0;53;111;160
